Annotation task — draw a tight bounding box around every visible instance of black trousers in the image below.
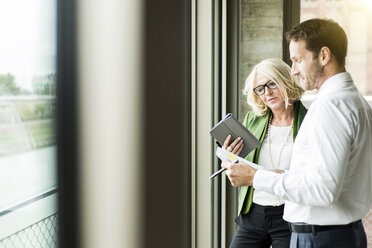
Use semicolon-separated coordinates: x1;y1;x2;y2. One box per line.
230;203;291;248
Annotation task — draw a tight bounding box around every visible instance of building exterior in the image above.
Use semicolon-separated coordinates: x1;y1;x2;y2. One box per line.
301;0;372;95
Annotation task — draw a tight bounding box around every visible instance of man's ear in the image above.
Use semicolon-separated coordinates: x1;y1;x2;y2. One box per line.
319;46;331;66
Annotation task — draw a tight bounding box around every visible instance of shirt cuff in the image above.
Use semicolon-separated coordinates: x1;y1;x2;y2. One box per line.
253;169;279;195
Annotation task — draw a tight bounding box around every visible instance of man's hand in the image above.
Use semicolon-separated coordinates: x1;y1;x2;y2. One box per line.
221;161;257;187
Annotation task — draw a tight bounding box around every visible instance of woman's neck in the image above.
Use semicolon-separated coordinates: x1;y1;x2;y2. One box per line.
271;104;294;127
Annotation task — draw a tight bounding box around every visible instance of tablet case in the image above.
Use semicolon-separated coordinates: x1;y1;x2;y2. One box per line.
210;113;260;158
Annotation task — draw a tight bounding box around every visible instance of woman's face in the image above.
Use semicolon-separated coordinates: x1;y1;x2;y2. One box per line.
254;72;285;112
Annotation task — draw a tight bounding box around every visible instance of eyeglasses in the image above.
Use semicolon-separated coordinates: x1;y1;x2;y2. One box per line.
253;81;277;96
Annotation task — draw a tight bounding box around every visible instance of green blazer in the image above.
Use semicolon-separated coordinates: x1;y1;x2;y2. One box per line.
238;101;307;215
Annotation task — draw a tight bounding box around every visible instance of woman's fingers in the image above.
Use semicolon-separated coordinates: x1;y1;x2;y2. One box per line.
230;137;241;147
231;138;243;154
223;136;244;155
235;140;244;155
222;135;232;149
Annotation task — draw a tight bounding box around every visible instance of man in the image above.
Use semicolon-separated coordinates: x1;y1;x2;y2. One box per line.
222;18;372;247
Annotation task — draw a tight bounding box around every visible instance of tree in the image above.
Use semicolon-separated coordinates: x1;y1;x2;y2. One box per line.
0;73;21;95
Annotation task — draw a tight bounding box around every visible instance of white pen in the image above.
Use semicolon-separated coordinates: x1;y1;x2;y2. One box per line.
209;159;239;179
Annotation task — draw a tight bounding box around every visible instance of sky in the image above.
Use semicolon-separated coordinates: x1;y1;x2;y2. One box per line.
0;0;57;90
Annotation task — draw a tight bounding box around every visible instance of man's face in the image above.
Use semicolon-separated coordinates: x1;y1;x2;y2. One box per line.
289;40;323;91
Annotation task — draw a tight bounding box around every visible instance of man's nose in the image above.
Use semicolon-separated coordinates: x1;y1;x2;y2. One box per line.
291;64;299;75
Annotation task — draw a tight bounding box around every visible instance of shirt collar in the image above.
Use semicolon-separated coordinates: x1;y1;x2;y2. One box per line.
317;72;353;97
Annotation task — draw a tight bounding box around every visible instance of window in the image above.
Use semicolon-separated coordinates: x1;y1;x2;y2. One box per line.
0;0;57;247
300;0;372;106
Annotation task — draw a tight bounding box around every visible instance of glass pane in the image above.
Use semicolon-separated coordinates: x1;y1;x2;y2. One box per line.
300;0;372;97
0;0;58;247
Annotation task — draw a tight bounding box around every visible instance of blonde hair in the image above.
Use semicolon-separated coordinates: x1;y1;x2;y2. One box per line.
243;58;304;116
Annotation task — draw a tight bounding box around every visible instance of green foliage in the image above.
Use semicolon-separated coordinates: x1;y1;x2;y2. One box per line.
15;102;56;121
32;73;56;95
27;120;56;148
0;73;21;95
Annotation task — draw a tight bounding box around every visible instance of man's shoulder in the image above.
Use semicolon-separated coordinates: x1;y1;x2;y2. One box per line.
312;87;370;129
317;86;364;109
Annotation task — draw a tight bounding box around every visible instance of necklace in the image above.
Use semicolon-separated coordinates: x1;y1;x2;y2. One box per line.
267;114;293;169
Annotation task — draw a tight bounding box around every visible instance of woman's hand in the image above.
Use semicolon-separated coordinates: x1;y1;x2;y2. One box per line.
222;135;243;155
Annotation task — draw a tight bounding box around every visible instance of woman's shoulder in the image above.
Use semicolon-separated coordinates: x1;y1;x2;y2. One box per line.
296;100;308;111
295;100;308;120
242;110;267;128
242;110;254;126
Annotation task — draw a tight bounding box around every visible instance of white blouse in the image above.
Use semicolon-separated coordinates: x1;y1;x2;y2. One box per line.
253;125;293;206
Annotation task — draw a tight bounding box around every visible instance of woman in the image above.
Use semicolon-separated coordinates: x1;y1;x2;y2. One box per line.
224;58;307;248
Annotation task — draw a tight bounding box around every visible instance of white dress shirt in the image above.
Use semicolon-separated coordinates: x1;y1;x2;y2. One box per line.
254;125;293;206
253;72;372;225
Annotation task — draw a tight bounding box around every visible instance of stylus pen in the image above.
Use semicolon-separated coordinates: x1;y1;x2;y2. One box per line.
209;159;239;179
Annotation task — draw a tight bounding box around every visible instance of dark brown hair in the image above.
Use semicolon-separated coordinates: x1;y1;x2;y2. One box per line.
286;18;347;66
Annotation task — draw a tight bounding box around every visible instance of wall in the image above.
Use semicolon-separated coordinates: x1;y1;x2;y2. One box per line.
240;0;284;118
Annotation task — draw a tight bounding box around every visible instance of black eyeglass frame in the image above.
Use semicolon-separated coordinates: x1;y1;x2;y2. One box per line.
253;81;277;96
